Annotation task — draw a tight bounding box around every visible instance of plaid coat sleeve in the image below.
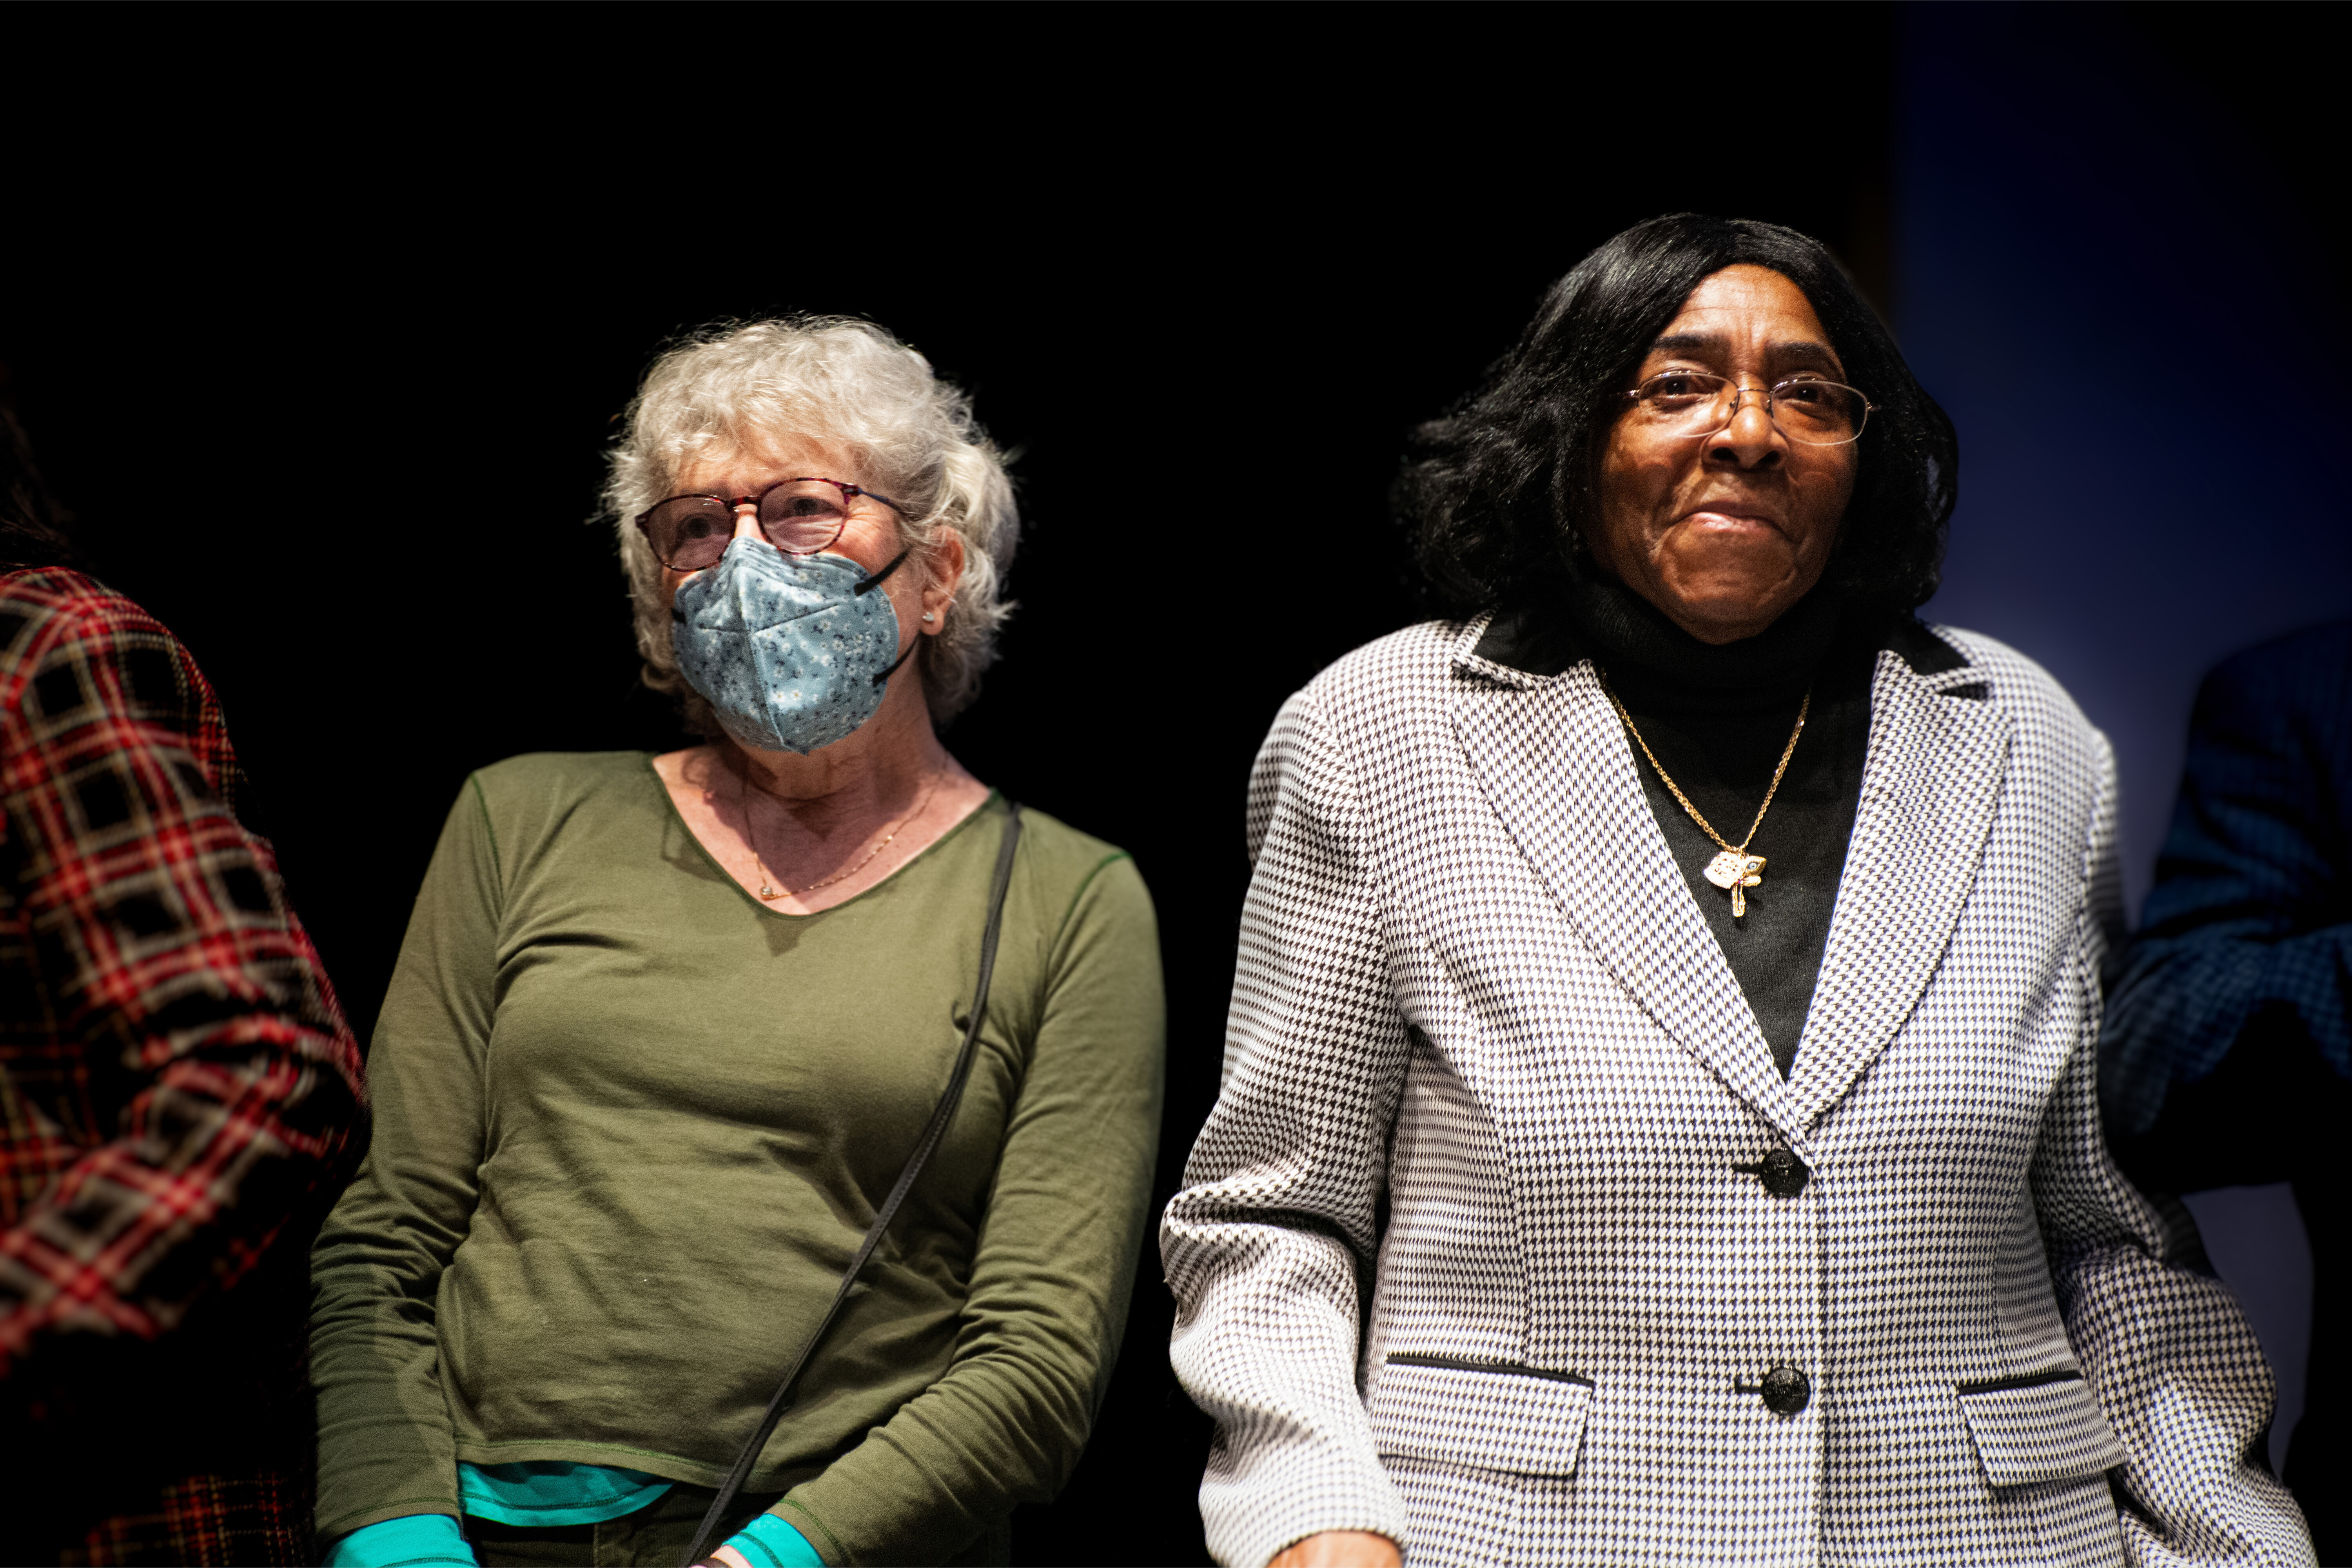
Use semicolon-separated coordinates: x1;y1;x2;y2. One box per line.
0;568;366;1389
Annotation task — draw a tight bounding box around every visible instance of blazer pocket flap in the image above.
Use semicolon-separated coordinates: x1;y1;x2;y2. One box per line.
1370;1357;1592;1478
1958;1375;2128;1488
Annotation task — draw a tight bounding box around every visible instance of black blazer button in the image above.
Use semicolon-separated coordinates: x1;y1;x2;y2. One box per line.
1761;1365;1811;1416
1733;1148;1811;1197
1760;1149;1809;1197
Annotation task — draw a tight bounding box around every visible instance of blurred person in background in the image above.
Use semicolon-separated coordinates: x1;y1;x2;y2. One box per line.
2102;621;2352;1563
309;319;1164;1568
1163;216;2311;1567
0;407;368;1563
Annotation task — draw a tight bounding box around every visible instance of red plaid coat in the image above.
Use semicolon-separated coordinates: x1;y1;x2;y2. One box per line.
0;569;366;1564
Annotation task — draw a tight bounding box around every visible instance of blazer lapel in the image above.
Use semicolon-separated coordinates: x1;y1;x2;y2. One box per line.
1446;630;1801;1136
1787;652;2013;1127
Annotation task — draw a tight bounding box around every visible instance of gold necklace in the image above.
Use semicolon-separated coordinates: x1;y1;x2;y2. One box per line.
1600;676;1811;918
736;763;938;902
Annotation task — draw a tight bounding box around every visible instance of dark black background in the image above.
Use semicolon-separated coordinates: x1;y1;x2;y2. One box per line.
16;6;2310;1562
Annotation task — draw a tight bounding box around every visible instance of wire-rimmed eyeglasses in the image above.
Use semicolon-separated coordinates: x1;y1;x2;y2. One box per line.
635;477;907;572
1625;372;1878;447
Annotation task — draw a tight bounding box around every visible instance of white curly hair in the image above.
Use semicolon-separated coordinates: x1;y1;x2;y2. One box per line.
604;316;1019;730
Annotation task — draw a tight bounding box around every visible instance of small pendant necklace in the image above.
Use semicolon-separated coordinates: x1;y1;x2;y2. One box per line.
737;761;938;903
1601;675;1811;919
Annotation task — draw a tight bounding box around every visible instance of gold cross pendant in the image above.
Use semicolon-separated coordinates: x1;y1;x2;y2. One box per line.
1704;851;1767;918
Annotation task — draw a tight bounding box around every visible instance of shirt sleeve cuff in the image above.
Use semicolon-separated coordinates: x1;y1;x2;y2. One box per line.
724;1510;824;1566
325;1512;475;1566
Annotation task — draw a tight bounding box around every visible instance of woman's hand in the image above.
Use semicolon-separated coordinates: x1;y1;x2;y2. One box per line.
1268;1531;1403;1566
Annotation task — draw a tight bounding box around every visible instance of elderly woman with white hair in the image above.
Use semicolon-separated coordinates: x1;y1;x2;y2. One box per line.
309;319;1165;1568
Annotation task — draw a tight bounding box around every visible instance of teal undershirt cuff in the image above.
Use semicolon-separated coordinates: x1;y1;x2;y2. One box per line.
323;1512;473;1567
730;1510;825;1566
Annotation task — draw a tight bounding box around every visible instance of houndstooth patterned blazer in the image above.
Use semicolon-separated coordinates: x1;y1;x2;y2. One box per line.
1162;617;2312;1568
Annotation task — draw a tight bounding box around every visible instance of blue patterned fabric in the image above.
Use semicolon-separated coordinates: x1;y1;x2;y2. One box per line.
2102;621;2352;1138
456;1459;673;1526
670;538;904;755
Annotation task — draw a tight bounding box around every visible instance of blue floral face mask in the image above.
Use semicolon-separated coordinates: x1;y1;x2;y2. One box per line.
671;537;916;755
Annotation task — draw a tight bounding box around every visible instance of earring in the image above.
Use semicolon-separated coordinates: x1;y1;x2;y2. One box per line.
921;611;936;622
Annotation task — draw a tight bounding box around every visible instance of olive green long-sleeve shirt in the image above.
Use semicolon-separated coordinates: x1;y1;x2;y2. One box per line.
310;754;1164;1564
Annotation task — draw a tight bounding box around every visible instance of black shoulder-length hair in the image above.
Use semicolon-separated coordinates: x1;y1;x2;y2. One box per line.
0;408;82;573
1396;213;1956;622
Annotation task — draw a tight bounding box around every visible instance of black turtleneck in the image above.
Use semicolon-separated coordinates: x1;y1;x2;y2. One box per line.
1475;578;1956;1078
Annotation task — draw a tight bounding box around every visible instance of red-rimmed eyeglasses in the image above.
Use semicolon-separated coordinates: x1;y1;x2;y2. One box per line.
635;477;907;572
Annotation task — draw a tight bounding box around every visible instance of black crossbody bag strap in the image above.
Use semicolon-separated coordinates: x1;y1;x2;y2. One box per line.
682;802;1025;1568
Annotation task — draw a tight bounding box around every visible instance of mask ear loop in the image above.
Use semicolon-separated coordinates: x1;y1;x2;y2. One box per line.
860;549;922;687
872;636;920;687
854;549;911;595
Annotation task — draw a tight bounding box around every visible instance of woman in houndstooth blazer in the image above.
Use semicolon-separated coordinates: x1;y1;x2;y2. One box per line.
1161;216;2312;1568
